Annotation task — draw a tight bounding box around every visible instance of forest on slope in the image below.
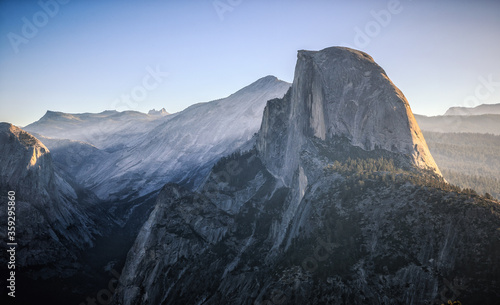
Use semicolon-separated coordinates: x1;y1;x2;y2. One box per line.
422;131;500;199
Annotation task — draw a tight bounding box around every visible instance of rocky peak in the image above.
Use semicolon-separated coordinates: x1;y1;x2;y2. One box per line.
257;47;441;184
226;75;290;100
0;123;52;190
148;108;169;116
38;110;79;123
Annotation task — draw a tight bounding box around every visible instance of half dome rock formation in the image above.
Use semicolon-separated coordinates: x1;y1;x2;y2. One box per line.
258;47;440;185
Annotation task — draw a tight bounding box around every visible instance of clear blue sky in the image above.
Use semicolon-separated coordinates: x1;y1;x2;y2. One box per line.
1;0;499;126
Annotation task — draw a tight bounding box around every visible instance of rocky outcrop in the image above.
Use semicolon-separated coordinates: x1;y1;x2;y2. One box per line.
148;108;169;116
0;123;102;272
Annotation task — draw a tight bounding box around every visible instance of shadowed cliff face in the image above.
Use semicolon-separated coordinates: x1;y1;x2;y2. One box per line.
113;48;500;305
257;47;440;186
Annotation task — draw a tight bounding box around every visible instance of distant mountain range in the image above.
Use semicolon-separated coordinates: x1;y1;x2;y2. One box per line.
24;109;170;151
24;76;291;200
413;103;500;135
414;113;500;135
444;103;500;116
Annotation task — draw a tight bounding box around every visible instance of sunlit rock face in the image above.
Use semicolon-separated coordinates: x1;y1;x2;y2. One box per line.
0;123;101;272
258;47;441;185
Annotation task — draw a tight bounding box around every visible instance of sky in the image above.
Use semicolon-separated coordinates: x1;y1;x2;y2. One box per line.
0;0;499;127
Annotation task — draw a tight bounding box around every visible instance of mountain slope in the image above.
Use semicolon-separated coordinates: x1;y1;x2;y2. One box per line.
112;47;500;305
115;160;500;305
86;76;291;200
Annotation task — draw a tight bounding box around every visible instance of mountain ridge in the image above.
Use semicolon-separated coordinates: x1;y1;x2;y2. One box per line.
444;103;500;116
414;113;500;135
24;76;291;200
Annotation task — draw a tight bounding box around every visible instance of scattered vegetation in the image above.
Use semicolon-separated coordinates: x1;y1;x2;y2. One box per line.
325;156;398;176
323;156;489;201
